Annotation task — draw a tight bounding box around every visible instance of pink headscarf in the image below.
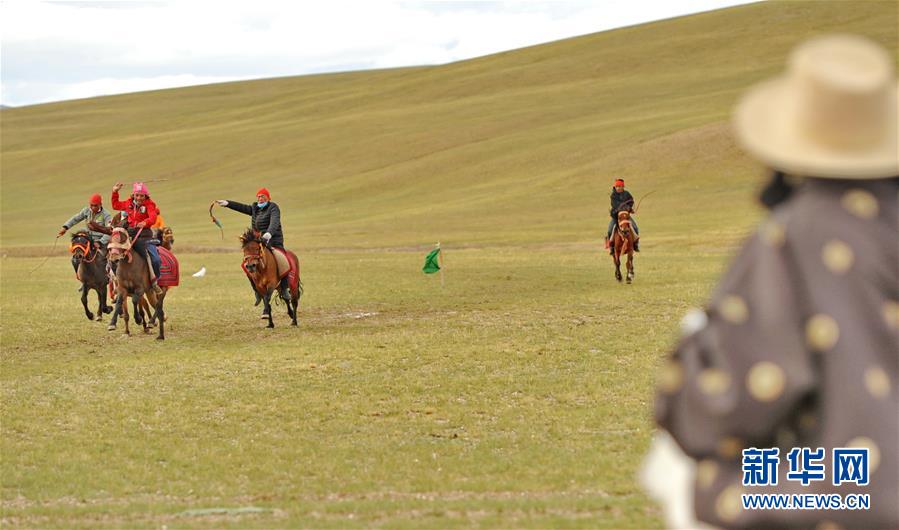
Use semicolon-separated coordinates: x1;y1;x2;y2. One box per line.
132;182;149;196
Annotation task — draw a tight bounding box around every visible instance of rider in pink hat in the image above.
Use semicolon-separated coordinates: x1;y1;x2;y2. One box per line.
111;181;162;294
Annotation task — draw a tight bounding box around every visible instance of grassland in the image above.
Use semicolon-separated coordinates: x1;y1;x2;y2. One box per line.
1;1;897;528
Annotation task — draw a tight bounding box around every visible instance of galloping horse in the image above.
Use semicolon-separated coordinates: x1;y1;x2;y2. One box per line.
240;229;301;328
611;210;637;284
70;231;112;320
106;228;168;340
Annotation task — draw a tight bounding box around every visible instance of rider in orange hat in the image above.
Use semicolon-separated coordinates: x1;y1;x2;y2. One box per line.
215;188;286;316
605;178;640;253
59;193;112;272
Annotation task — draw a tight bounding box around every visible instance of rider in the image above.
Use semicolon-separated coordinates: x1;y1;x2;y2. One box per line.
59;193;112;273
604;178;640;253
215;188;285;317
111;181;163;295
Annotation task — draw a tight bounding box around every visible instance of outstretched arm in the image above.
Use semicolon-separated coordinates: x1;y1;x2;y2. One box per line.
224;200;253;216
62;208;88;230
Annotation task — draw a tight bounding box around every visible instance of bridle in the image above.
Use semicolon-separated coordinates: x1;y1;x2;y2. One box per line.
107;226;144;264
242;241;268;271
616;212;633;238
69;234;99;263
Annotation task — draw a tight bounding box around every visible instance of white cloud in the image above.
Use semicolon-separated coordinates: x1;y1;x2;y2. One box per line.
0;0;758;106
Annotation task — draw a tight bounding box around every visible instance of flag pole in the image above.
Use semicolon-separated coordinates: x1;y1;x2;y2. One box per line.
437;242;444;287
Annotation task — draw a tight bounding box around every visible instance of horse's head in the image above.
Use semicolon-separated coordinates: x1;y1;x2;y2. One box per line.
69;231;92;262
161;226;174;247
617;210;632;235
107;227;131;263
239;229;265;273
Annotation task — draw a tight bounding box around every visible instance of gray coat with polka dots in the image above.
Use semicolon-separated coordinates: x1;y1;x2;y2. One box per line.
655;177;898;529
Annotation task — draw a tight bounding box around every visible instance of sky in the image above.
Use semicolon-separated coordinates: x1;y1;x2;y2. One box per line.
1;0;757;107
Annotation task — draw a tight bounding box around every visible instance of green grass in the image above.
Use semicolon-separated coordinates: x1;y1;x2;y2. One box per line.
1;0;897;527
1;247;729;528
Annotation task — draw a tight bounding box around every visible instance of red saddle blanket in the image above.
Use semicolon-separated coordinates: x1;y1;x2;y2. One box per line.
274;247;300;293
157;247;180;287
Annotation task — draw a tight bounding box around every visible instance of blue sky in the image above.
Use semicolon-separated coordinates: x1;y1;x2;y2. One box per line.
1;0;757;107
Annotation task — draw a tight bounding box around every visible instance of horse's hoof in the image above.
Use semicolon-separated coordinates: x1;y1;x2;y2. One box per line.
85;312;94;321
155;336;164;341
95;315;103;322
107;324;116;331
103;307;113;314
266;324;275;329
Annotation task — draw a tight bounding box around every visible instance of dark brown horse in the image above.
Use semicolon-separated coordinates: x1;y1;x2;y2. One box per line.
612;210;637;284
106;228;167;339
70;231;112;320
240;229;301;328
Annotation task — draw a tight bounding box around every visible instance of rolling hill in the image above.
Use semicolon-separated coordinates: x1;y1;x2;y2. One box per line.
2;1;895;252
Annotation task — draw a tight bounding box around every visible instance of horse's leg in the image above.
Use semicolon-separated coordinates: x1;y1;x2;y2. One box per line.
628;238;635;282
81;285;94;321
613;246;622;282
290;290;299;327
155;295;165;340
626;249;634;284
279;280;295;324
108;292;123;331
131;293;148;333
143;296;156;328
94;287;104;321
263;291;275;328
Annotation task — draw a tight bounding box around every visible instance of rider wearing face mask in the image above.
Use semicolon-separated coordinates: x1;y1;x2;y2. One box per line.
215;188;284;250
111;181;163;295
215;188;285;316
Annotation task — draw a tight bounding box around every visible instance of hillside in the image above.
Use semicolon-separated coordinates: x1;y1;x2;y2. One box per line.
1;1;895;252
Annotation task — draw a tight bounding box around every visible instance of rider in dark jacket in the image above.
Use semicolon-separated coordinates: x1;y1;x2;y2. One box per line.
605;178;640;253
218;188;284;249
215;188;285;317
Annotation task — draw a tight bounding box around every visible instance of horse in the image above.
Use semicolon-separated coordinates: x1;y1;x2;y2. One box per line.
240;229;301;328
69;231;112;320
154;226;174;251
106;227;167;340
612;210;637;284
89;218;154;326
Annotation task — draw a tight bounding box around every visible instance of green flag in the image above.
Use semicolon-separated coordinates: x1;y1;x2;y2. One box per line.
422;247;441;274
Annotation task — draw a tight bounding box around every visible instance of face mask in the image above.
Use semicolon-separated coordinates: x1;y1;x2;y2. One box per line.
257;201;268;209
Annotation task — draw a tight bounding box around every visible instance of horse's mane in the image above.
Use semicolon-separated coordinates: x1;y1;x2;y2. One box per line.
70;230;90;242
240;228;260;244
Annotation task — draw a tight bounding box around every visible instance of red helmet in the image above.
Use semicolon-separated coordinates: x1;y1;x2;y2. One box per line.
256;187;271;201
89;193;102;205
614;179;625;187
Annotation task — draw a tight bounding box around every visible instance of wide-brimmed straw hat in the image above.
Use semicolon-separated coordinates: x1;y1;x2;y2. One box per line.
734;34;898;179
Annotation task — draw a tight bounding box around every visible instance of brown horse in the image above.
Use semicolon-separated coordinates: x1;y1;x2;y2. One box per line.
240;229;301;328
89;218;154;326
106;228;167;340
154;226;174;251
612;210;637;284
70;231;112;320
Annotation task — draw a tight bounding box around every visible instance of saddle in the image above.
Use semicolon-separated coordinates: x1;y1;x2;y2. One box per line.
272;247;300;293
